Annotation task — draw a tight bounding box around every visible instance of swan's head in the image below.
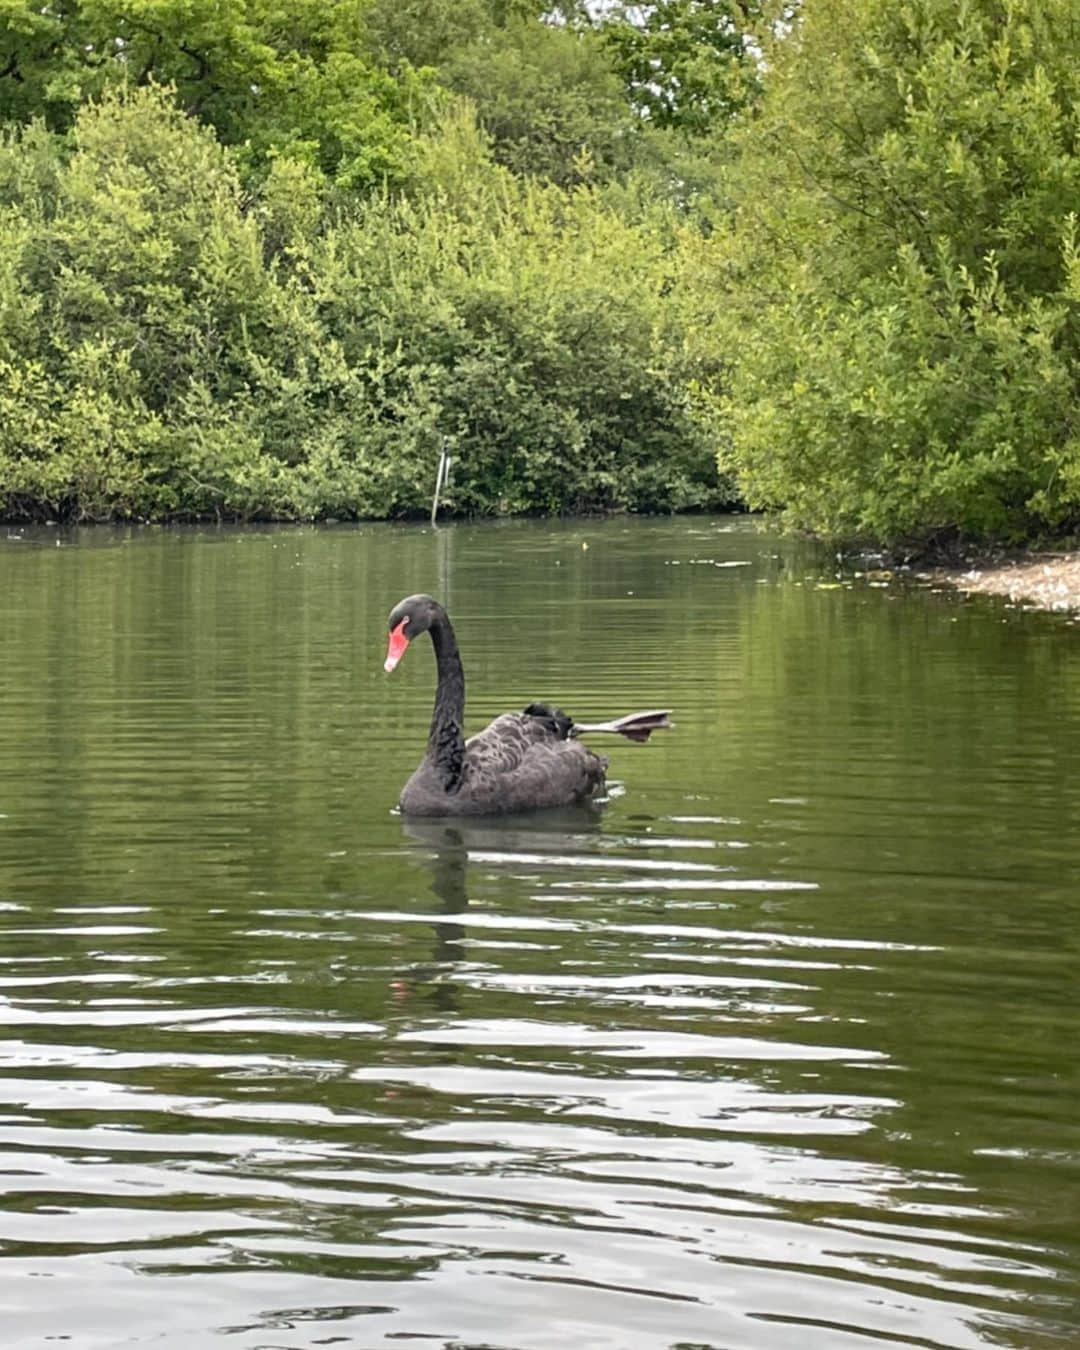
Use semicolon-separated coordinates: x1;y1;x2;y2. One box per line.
385;594;442;673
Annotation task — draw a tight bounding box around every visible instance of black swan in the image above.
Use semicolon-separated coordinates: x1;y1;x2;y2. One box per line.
384;594;670;817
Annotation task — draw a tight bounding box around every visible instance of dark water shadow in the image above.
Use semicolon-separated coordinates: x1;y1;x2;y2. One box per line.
396;808;604;1011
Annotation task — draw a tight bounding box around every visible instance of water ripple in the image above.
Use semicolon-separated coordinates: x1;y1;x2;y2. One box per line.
1;518;1077;1348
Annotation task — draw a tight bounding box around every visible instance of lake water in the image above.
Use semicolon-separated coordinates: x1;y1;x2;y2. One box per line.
1;516;1078;1350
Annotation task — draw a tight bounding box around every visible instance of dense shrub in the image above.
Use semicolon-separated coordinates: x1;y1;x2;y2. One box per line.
0;90;732;521
712;0;1080;545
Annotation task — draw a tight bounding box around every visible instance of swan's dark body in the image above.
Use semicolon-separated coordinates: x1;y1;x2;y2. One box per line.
386;595;607;817
399;708;607;817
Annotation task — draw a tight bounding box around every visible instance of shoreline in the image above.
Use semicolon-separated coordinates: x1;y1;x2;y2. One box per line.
8;512;1080;613
935;552;1080;613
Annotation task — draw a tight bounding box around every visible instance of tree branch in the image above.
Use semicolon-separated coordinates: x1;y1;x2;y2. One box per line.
179;43;211;85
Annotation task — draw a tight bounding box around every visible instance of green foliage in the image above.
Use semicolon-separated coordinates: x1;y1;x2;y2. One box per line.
7;0;1079;543
362;0;492;72
367;1;728;193
311;141;727;515
440;21;637;186
713;0;1080;545
0;0;421;189
603;2;764;134
0;89;731;521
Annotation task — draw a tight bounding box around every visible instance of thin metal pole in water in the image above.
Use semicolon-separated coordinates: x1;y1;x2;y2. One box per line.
430;437;451;526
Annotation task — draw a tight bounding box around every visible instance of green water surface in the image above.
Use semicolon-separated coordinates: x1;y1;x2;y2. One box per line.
1;516;1078;1349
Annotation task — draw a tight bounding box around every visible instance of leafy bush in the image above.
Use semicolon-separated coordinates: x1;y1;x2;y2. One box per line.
0;90;732;521
713;0;1080;545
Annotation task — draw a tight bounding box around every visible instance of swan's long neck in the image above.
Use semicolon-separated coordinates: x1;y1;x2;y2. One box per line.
428;610;465;790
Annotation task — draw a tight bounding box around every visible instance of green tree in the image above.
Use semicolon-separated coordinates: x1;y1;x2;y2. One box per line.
603;1;763;134
362;0;491;72
712;0;1080;545
441;20;636;185
0;0;420;188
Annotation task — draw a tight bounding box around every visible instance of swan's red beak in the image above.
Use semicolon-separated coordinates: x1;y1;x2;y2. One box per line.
384;619;409;673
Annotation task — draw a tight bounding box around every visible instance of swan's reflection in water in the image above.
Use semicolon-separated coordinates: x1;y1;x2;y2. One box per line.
397;808;605;1010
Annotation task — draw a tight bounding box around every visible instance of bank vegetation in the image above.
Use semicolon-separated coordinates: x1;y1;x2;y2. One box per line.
1;0;1077;549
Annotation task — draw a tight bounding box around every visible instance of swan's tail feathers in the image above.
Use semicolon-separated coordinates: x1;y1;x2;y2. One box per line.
574;710;673;743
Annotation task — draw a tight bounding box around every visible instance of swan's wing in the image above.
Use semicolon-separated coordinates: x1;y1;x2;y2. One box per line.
462;713;606;813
